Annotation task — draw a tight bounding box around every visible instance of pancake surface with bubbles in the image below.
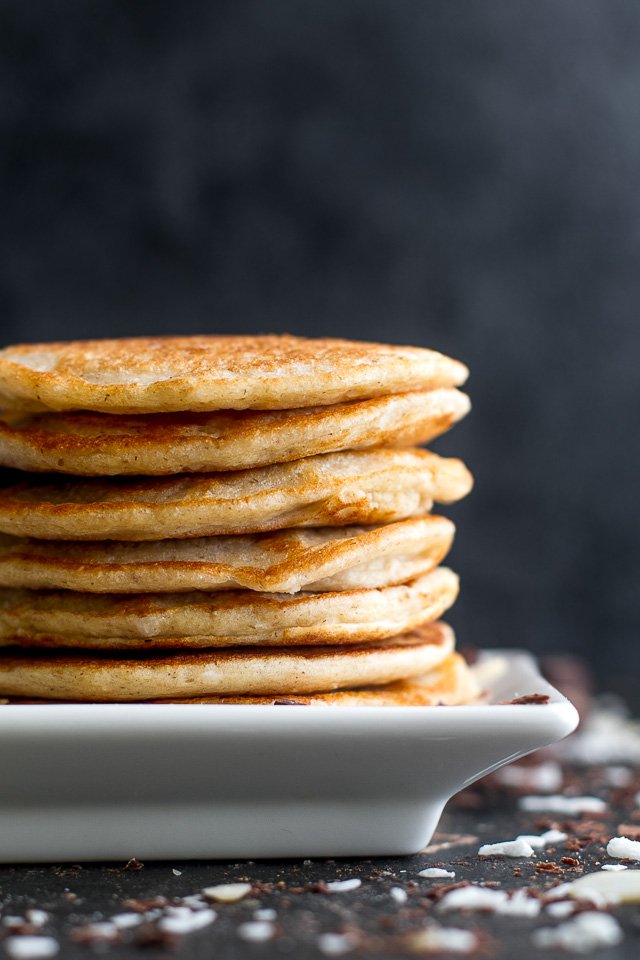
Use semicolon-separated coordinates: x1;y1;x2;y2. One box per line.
0;335;468;414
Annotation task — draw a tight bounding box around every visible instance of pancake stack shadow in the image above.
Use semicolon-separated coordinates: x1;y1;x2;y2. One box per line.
0;335;478;704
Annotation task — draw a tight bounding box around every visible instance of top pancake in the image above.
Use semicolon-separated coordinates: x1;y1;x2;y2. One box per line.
0;335;468;414
0;388;470;475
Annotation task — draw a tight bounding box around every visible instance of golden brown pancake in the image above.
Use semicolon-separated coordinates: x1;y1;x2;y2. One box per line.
0;568;458;649
0;516;454;594
150;652;480;705
0;622;455;701
0;335;468;414
0;389;470;475
0;449;472;540
2;651;479;706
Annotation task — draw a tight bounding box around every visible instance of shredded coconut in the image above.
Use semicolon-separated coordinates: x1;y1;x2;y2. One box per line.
317;933;355;956
567;869;640;904
601;864;628;872
110;913;144;929
254;909;277;921
478;838;535;858
24;912;50;928
545;901;577;919
73;923;119;941
532;912;623;953
180;896;208;910
516;829;568;851
390;887;408;903
494;761;563;793
202;882;252;903
494;890;541;917
558;703;640;764
325;879;362;893
406;925;478;954
544;883;575;901
237;921;276;943
518;795;606;815
158;909;216;935
3;938;60;960
418;868;456;879
604;765;633;787
438;885;508;912
607;836;640;860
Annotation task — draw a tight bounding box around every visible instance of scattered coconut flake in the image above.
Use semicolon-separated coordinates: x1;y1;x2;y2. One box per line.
418;868;456;879
517;829;568;850
532;912;623;953
601;864;628;872
478;838;535;858
607;836;640;861
494;761;563;793
202;882;252;903
24;912;50;928
254;909;277;921
172;869;182;877
518;795;606;815
438;885;508;912
494;890;541;918
390;887;408;904
73;923;119;941
317;933;355;956
546;901;577;919
566;869;640;905
163;906;193;918
325;879;361;893
406;924;478;954
558;703;640;764
3;938;60;960
3;918;26;929
180;896;208;910
604;765;633;787
237;920;275;943
158;909;216;935
111;913;144;930
545;882;575;901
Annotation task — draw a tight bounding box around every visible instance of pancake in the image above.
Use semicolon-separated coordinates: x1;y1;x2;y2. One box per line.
149;652;480;706
0;449;472;540
0;568;458;649
2;652;479;706
0;622;454;700
0;335;468;414
0;516;455;594
0;389;470;475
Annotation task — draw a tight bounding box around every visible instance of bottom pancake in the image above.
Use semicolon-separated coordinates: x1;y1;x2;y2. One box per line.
0;622;454;702
148;652;480;706
1;652;478;706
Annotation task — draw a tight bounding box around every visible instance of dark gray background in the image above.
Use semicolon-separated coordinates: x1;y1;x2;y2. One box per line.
1;1;638;697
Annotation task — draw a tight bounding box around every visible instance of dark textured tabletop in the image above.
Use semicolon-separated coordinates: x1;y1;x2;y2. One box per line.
2;705;640;959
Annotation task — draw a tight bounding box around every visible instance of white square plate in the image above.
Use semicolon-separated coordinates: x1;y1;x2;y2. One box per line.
0;650;578;862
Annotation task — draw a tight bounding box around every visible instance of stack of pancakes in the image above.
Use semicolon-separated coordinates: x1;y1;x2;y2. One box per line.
0;335;477;705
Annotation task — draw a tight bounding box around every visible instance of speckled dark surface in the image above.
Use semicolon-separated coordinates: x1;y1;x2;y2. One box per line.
2;758;639;959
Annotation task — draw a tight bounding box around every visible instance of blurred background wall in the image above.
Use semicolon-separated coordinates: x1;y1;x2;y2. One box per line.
0;1;638;699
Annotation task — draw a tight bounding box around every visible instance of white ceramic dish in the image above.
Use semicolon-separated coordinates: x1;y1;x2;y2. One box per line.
0;650;578;863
